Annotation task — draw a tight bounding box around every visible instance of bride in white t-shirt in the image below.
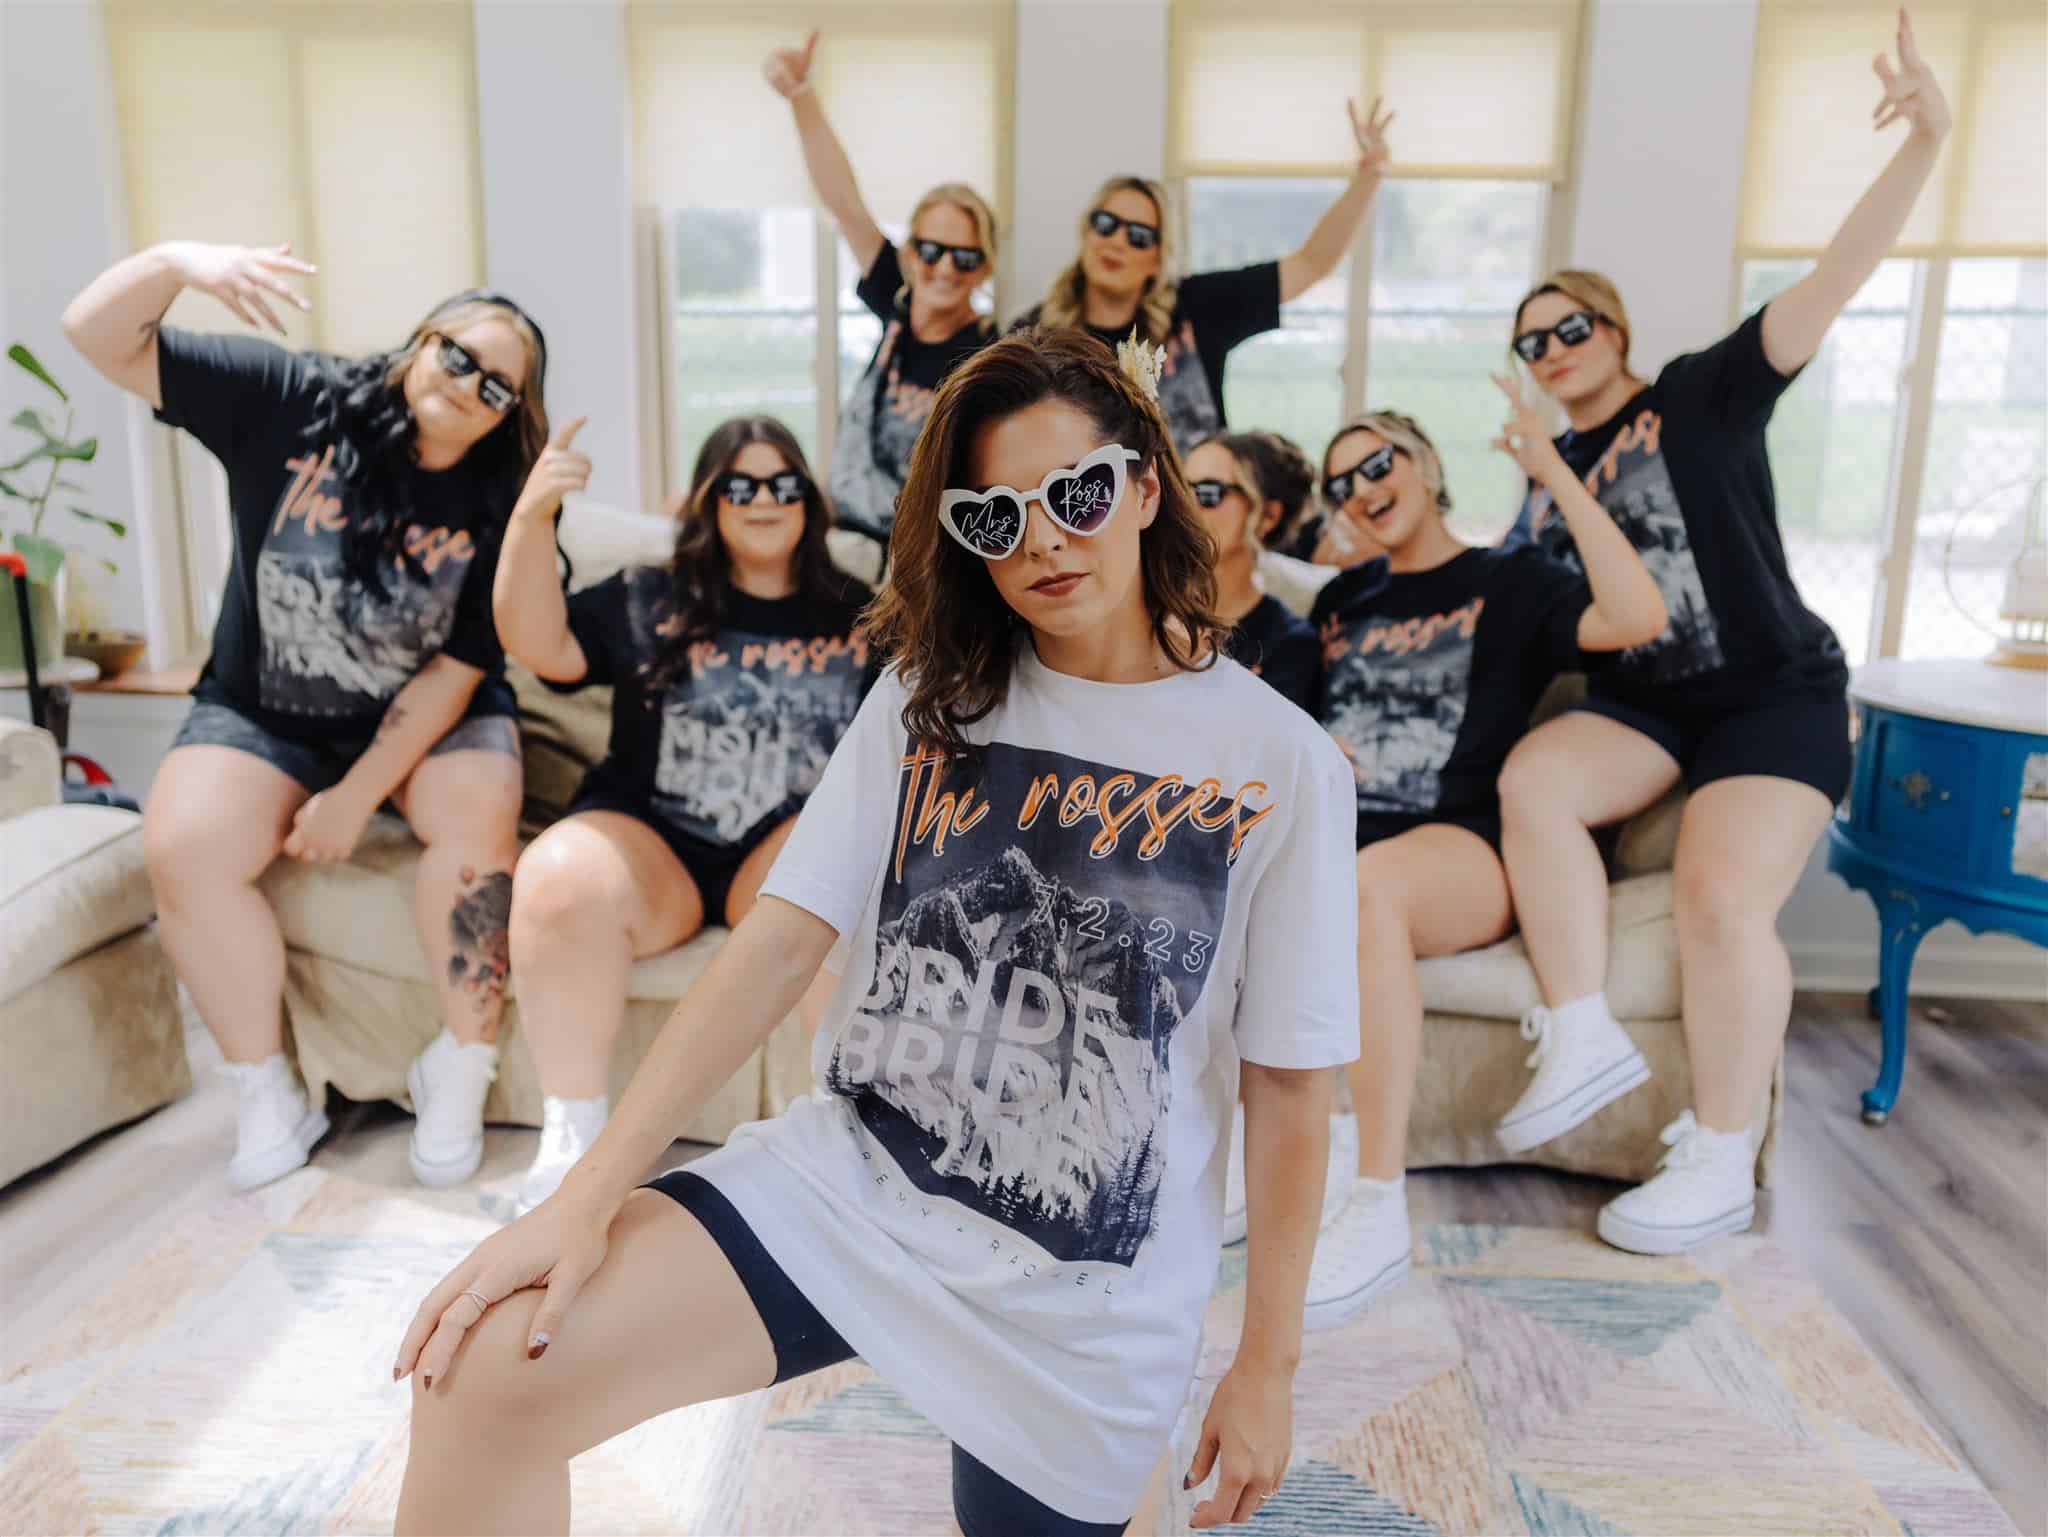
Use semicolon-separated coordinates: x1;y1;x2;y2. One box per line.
392;326;1360;1536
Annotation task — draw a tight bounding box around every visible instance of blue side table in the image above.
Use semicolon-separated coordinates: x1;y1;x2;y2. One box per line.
1828;659;2048;1124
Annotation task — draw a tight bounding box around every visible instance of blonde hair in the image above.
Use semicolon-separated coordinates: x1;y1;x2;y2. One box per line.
898;182;1000;319
1037;176;1179;344
1514;269;1633;367
1193;431;1275;552
1322;411;1452;515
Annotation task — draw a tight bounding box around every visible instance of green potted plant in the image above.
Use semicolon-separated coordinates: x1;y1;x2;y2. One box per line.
0;343;127;673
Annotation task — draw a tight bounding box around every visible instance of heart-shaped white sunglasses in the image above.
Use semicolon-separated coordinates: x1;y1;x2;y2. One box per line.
938;442;1142;559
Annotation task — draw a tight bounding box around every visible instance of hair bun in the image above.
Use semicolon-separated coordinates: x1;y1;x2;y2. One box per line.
1116;330;1165;403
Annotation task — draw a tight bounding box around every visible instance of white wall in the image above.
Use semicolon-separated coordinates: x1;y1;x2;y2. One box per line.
471;0;646;515
1008;0;1170;312
0;1;176;661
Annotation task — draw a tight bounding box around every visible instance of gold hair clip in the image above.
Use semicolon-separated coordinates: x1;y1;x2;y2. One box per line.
1116;329;1164;404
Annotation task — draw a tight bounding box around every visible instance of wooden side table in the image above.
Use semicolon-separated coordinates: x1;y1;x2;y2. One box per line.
1827;659;2048;1124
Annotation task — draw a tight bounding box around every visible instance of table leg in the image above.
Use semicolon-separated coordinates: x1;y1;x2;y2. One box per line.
1863;906;1926;1126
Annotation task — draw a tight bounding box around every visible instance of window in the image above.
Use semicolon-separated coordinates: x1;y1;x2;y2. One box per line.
104;0;485;661
1740;3;2047;662
1171;1;1578;526
631;2;1010;487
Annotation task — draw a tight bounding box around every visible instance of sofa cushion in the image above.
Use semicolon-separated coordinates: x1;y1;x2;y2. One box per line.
1416;871;1678;1021
0;719;61;819
0;805;155;1005
260;817;727;999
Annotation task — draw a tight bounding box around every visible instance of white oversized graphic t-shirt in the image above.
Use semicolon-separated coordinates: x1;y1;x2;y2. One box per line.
683;648;1359;1520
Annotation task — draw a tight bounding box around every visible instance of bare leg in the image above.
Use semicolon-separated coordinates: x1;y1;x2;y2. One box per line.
396;740;526;1047
141;746;306;1063
510;812;704;1101
1351;827;1515;1180
1670;777;1834;1132
396;1188;776;1535
1496;713;1680;1006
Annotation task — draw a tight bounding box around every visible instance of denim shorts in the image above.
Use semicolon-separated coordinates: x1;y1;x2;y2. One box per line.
645;1170;1132;1537
171;698;519;795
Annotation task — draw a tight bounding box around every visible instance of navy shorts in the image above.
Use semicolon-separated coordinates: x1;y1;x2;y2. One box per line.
645;1170;1132;1537
562;791;776;925
171;698;519;796
1574;679;1852;804
1356;807;1502;853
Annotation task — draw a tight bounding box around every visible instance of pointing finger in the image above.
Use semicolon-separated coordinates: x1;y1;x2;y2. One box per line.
551;415;588;451
801;28;819;70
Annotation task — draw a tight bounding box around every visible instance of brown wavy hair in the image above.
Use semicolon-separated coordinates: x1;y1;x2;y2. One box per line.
642;416;851;700
864;327;1224;761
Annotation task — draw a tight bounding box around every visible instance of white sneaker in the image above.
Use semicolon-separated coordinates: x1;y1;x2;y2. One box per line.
1303;1179;1411;1332
1496;1002;1650;1153
1597;1110;1756;1255
406;1030;499;1187
1221;1110;1361;1246
223;1054;329;1193
516;1094;609;1215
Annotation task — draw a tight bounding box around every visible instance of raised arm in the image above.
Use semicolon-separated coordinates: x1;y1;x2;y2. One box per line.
494;416;592;682
1759;8;1951;375
1277;98;1393;304
1493;373;1668;651
61;241;314;407
763;30;887;273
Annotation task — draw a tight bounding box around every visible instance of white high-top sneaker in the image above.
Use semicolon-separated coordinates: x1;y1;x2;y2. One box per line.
222;1054;329;1192
516;1094;609;1216
1598;1110;1756;1255
1303;1177;1411;1332
406;1029;499;1188
1496;1001;1650;1153
1221;1110;1361;1246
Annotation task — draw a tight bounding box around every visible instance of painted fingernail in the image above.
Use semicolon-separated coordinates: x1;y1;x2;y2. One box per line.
1183;1475;1192;1490
392;1366;400;1382
421;1373;432;1392
527;1333;550;1360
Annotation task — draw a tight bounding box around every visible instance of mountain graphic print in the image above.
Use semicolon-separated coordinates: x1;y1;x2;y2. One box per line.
827;739;1260;1266
1319;598;1481;814
1513;406;1725;683
255;445;474;718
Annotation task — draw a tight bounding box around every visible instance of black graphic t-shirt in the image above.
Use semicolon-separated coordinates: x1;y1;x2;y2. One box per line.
154;327;514;741
829;244;994;542
1502;307;1845;706
1313;548;1595;820
553;567;873;851
1226;594;1320;713
1011;262;1281;452
684;651;1358;1521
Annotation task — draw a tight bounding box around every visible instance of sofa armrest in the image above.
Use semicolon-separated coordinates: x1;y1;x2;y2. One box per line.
0;718;61;820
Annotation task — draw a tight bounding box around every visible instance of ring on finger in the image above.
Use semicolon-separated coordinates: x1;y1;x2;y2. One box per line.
459;1288;491;1313
1508;432;1524;450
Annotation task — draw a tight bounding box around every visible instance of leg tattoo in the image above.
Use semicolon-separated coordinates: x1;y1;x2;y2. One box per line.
447;865;513;1020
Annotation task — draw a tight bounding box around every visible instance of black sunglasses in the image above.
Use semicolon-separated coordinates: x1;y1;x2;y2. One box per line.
1190;478;1252;510
1512;308;1600;364
434;333;521;413
1322;445;1397;506
913;238;986;274
720;470;809;507
1087;208;1160;251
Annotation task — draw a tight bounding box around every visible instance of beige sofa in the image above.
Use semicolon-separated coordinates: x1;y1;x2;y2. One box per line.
259;536;1779;1186
0;717;187;1187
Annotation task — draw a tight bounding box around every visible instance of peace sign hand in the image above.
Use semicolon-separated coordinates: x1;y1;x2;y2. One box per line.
763;29;820;100
1871;8;1951;144
1347;96;1395;176
1490;371;1564;482
513;416;591;525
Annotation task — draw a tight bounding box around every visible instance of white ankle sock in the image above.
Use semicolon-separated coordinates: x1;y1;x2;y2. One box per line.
1553;992;1616;1031
1356;1173;1404;1200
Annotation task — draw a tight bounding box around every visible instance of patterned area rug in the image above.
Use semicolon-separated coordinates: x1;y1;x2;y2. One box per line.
0;1168;2015;1536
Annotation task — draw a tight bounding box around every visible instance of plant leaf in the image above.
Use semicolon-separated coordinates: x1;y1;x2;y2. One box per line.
47;436;96;464
12;531;66;585
0;451;43;476
55;477;87;493
0;474;20;499
68;507;127;538
7;344;67;403
9;407;49;436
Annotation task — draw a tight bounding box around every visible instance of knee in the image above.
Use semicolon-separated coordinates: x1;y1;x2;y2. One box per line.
1496;742;1575;826
142;794;247;901
510;837;632;945
410;1290;556;1449
1672;858;1761;947
1353;858;1411;949
414;775;523;858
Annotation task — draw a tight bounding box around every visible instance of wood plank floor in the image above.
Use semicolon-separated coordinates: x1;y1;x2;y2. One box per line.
4;989;2043;1532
